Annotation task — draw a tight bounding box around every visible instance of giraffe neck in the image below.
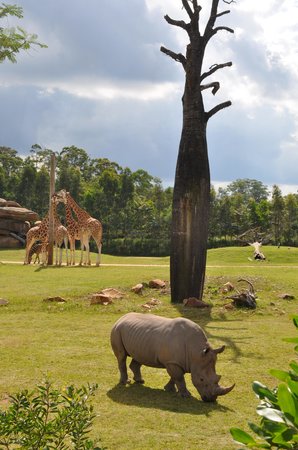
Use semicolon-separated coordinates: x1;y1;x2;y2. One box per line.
39;213;50;231
52;201;61;227
65;202;77;226
66;193;90;223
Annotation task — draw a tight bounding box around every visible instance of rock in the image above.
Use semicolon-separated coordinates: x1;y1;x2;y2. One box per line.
279;293;295;300
90;294;113;305
224;303;234;310
131;283;144;294
0;206;39;222
0;218;30;234
183;297;210;308
5;200;22;207
221;282;234;293
0;235;23;248
0;298;9;306
100;288;124;299
149;279;166;289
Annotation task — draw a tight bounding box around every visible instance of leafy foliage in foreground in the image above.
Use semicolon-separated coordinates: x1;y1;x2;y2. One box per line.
0;380;104;449
0;3;47;63
230;316;298;449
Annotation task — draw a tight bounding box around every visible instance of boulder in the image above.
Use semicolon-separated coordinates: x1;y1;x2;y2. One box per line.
131;283;144;294
0;235;23;248
0;206;39;222
90;294;113;305
149;279;166;289
183;297;210;308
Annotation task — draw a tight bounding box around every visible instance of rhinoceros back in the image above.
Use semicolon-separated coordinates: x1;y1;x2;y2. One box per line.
110;312;207;370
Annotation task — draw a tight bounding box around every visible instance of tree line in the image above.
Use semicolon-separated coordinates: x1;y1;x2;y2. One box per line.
1;145;297;255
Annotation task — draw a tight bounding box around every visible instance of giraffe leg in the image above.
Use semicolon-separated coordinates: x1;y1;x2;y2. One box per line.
85;240;90;265
24;239;35;264
64;237;69;265
94;239;102;267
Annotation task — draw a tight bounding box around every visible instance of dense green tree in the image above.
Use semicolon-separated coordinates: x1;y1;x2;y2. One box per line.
283;194;298;246
271;185;285;245
0;3;47;63
227;179;269;203
1;144;297;254
58;146;90;180
16;162;37;208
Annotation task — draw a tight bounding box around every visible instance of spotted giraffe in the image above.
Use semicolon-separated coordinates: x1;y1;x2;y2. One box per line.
24;216;49;265
24;197;70;266
55;189;102;266
51;194;70;266
61;198;82;265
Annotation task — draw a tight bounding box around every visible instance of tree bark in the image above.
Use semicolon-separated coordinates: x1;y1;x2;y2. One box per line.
161;1;233;303
171;54;210;302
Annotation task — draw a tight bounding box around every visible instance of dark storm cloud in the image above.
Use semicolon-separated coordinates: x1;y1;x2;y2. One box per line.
1;1;298;190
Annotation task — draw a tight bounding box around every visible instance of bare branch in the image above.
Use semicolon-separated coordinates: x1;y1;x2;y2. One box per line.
223;0;236;4
216;10;231;18
164;14;188;30
212;25;234;35
201;61;232;81
201;81;220;95
160;46;186;69
205;100;232;121
181;0;193;18
204;0;220;37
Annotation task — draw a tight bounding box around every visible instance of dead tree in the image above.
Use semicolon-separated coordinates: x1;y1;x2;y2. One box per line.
227;279;257;309
236;227;270;260
161;0;234;302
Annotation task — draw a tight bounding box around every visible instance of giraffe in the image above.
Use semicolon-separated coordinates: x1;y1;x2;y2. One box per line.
64;201;82;265
51;194;70;266
24;216;49;265
55;189;102;266
28;241;43;264
24;196;70;266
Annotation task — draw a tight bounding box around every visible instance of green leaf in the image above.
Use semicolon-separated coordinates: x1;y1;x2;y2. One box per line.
277;383;297;419
283;337;298;344
288;380;298;397
293;316;298;329
290;361;298;374
230;427;257;445
252;381;277;402
257;406;285;423
270;369;290;382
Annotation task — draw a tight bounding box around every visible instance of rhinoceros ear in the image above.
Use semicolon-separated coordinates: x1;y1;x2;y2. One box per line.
202;347;210;355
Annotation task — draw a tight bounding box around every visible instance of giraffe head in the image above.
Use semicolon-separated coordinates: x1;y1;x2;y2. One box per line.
54;189;68;205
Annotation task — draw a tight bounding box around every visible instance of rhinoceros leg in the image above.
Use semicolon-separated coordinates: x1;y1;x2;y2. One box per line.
165;363;192;398
164;378;177;393
117;355;129;385
129;359;144;384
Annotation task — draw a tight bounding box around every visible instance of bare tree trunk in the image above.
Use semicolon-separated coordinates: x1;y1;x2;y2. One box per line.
171;77;210;301
161;0;234;303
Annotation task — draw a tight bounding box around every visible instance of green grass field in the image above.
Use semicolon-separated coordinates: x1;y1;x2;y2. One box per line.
0;246;297;449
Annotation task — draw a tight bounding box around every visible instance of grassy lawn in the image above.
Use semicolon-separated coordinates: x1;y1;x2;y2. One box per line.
0;246;297;449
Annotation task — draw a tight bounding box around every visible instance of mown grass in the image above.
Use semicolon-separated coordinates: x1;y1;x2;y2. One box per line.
0;246;298;449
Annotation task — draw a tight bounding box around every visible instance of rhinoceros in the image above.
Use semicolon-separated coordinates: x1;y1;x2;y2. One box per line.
110;312;235;402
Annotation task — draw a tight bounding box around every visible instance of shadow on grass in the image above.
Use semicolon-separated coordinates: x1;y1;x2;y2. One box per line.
107;383;234;416
173;304;245;363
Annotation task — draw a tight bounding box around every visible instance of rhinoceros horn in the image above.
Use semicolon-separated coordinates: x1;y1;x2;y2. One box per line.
214;345;225;354
215;383;235;396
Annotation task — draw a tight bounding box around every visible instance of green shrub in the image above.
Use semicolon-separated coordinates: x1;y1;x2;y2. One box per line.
230;316;298;449
0;380;105;449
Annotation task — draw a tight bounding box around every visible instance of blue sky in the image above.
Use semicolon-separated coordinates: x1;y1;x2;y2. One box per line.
1;0;298;193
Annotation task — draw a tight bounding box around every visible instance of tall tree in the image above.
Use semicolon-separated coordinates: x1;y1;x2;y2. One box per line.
161;0;234;302
271;185;285;245
0;3;47;63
